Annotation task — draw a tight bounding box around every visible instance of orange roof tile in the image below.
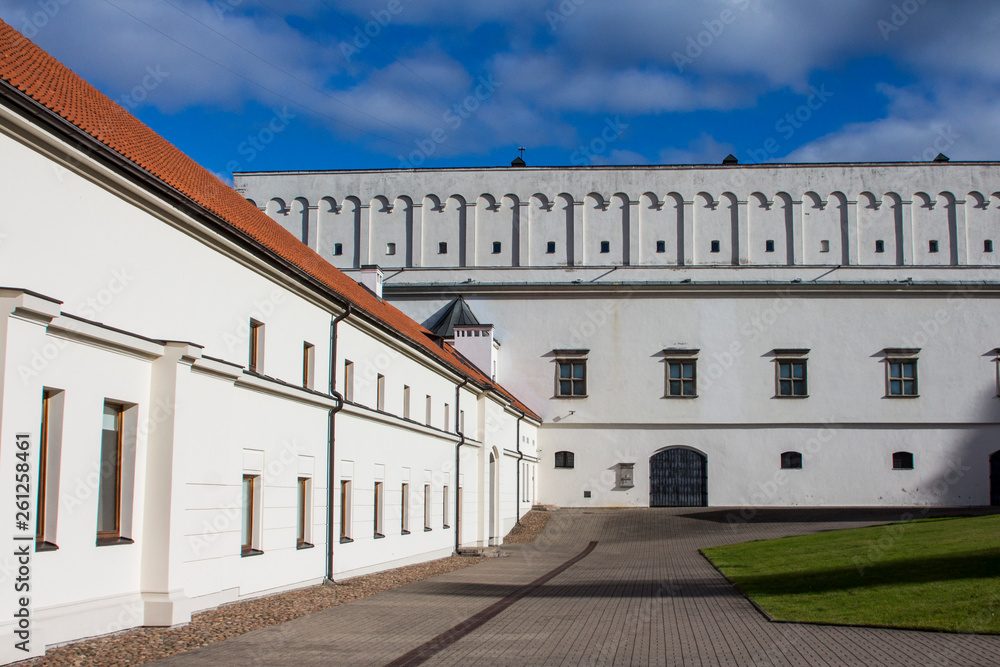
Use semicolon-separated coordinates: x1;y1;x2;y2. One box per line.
0;19;539;422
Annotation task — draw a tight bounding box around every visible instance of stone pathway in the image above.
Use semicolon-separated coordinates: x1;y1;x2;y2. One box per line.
156;507;1000;666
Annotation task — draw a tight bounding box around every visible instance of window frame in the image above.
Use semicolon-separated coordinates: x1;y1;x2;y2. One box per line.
248;319;264;372
663;349;699;399
344;360;355;402
302;342;315;389
241;473;263;556
554;451;575;469
554;349;588;398
892;451;914;470
546;241;556;254
401;482;410;534
376;374;386;411
492;241;502;254
339;479;353;543
780;451;803;470
36;388;63;551
423;484;432;531
442;485;450;529
656;240;666;254
773;349;810;399
884;349;919;398
374;481;385;538
333;242;343;256
296;476;313;549
97;402;124;544
438;241;448;254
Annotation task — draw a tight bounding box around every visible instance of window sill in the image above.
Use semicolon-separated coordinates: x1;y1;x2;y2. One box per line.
775;395;809;399
443;524;451;529
553;395;588;399
664;395;698;399
424;527;432;532
892;468;915;471
374;533;385;539
340;536;354;544
96;536;134;547
554;466;575;470
401;529;411;535
297;541;315;550
886;394;920;399
35;541;59;552
241;547;264;557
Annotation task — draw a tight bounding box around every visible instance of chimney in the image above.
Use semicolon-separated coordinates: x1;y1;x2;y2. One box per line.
359;265;384;300
453;324;499;381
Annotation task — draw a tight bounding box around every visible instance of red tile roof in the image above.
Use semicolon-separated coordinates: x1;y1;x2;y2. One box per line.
0;19;539;422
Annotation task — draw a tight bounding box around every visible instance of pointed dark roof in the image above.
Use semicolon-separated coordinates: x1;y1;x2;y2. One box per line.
426;297;481;338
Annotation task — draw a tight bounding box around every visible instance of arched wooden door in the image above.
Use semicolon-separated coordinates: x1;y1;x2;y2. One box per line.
650;448;707;507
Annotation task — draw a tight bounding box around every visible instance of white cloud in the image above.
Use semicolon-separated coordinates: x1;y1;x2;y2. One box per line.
660;133;736;165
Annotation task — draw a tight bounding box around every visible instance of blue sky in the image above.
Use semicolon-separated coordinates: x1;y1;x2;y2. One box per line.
2;0;998;180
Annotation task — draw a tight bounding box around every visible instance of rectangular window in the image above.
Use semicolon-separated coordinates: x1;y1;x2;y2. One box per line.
710;240;720;253
875;239;885;253
249;319;264;372
438;242;448;254
344;360;355;402
443;403;450;431
302;342;315;389
374;481;384;537
401;483;410;534
241;474;262;556
777;360;808;397
459;410;465;433
403;385;411;419
423;484;432;531
97;402;124;541
887;358;918;396
765;240;775;253
929;240;939;253
36;389;63;550
546;241;556;254
334;243;343;256
492;242;501;254
425;395;432;425
442;485;450;528
820;239;830;253
555;451;575;468
340;480;353;542
554;351;588;397
666;359;697;397
600;241;610;253
986;240;994;253
297;477;312;549
377;374;386;411
656;240;666;253
386;242;396;255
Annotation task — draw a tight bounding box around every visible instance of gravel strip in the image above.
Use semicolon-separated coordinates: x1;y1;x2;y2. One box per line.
25;555;485;666
502;509;552;545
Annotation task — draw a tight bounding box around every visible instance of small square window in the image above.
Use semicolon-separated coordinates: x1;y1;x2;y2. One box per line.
583;490;592;498
333;243;343;256
546;241;556;254
600;241;610;253
556;360;586;397
555;451;575;468
438;242;448;254
986;240;994;253
892;451;914;470
492;241;501;254
710;240;720;253
887;358;918;396
386;242;396;256
656;240;666;253
875;240;885;253
666;360;697;397
929;240;939;253
820;240;830;253
776;360;807;397
765;240;775;253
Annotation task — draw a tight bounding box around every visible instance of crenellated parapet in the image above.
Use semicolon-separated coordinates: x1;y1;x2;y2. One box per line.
234;163;1000;271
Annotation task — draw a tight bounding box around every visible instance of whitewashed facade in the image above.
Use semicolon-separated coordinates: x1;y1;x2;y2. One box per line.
238;163;1000;512
0;33;537;664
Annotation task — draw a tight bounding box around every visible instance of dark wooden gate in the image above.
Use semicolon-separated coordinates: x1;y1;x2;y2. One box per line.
649;448;707;507
991;451;1000;506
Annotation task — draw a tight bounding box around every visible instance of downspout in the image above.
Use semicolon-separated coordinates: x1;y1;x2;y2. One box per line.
514;410;525;525
326;304;352;583
454;378;469;555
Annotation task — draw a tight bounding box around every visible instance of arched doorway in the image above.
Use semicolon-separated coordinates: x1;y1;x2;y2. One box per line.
650;448;707;507
991;451;1000;506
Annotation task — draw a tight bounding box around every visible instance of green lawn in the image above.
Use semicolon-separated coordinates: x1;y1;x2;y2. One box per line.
702;514;1000;634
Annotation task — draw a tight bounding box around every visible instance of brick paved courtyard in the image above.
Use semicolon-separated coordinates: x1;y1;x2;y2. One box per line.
156;507;1000;666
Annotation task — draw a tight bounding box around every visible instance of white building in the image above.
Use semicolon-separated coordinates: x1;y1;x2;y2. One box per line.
0;21;538;663
235;159;1000;512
